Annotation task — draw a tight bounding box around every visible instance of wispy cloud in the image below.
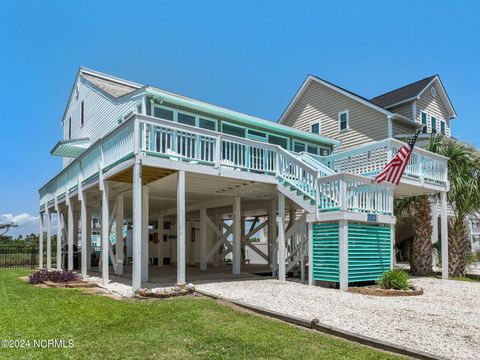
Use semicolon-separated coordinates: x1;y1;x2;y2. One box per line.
1;213;39;236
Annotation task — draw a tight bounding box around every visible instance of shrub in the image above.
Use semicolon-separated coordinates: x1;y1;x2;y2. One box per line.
377;269;410;290
29;270;81;284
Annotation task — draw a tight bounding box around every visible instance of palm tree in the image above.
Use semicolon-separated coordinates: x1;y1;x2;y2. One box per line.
394;195;433;276
428;135;480;276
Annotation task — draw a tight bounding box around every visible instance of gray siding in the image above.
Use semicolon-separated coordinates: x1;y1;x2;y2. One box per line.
390;102;413;120
416;82;451;136
62;77;140;167
282;81;389;150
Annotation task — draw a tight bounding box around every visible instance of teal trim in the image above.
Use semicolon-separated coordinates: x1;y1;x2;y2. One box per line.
312;223;340;282
146;88;341;148
348;223;391;282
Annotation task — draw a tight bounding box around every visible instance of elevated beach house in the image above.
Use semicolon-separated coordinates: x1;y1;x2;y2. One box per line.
38;68;449;293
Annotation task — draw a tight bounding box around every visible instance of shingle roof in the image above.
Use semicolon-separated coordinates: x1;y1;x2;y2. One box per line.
81;72;140;98
370;75;437;108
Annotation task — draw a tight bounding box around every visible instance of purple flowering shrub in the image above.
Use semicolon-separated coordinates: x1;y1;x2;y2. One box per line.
29;269;81;284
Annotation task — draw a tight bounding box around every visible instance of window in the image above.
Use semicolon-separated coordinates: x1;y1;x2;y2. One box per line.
199;118;216;131
222;122;246;138
293;141;305;153
421;112;428;133
177;112;196;126
338;110;349;131
440;120;446;135
311;122;320;134
268;134;288;149
68;117;72;139
431;116;437;133
81;101;85;126
307;145;319;155
153;106;174;120
320;148;330;156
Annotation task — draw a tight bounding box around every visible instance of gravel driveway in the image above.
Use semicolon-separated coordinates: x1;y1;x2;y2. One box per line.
197;277;480;359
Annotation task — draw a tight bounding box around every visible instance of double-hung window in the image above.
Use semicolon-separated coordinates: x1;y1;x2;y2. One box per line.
421;112;428;133
431;116;437;133
338;110;349;131
311;121;320;134
440;120;446;135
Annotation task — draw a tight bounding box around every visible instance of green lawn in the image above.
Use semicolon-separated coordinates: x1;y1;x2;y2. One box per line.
0;270;400;360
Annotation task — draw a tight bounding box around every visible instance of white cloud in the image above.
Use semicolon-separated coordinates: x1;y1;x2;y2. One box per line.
1;213;39;226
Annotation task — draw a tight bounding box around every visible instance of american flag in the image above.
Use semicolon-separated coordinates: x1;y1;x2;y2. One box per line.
375;129;422;185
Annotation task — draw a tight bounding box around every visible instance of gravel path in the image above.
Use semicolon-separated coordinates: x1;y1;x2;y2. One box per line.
197;277;480;359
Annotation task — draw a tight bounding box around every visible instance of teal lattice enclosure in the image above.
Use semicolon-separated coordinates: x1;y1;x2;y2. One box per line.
311;222;391;284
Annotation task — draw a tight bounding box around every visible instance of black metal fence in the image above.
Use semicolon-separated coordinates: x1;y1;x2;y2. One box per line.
0;246;39;269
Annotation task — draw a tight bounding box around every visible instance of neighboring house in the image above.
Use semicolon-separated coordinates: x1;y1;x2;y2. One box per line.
38;68;449;295
279;74;456;150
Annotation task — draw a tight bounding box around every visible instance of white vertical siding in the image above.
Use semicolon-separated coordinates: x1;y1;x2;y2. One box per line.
62;78;140;167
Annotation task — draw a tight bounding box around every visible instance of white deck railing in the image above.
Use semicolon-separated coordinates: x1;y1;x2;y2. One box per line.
322;138;448;185
40;114;398;216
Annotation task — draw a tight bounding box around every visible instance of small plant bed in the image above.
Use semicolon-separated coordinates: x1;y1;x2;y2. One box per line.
27;269;97;288
349;269;423;296
135;283;197;299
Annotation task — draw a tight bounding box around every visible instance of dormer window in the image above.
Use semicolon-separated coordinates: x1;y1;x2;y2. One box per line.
338;110;349;131
81;101;85;126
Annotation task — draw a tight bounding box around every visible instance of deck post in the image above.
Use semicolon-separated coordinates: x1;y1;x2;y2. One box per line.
66;192;74;271
100;180;109;286
157;215;164;267
199;208;208;270
232;197;241;275
132;161;142;293
308;222;313;286
39;211;44;269
177;170;186;284
54;197;62;269
141;186;149;282
78;180;87;279
86;208;92;270
213;211;221;267
390;224;395;270
339;219;348;290
268;199;276;274
46;205;51;269
116;194;124;275
431;197;439;267
277;193;286;281
440;191;448;279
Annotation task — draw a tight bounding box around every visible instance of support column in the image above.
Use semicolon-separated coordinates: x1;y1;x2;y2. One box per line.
268;199;276;273
100;181;109;286
79;184;87;279
308;222;313;286
431;198;439;267
66;194;74;271
46;206;51;269
157;215;164;267
199;208;207;270
177;170;186;284
213;211;221;267
55;205;62;269
232;197;241;275
39;212;44;269
116;194;124;275
132;161;142;293
141;186;149;282
277;193;286;281
339;219;348;290
390;224;395;269
86;208;92;270
441;191;448;279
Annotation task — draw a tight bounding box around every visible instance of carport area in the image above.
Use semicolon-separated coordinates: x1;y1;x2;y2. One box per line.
196;277;480;360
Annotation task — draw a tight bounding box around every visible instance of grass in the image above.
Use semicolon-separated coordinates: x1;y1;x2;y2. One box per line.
0;270;401;360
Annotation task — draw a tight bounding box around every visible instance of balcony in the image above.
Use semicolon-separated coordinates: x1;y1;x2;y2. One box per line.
39;114;442;219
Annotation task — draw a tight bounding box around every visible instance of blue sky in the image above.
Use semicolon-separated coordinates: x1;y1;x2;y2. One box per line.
1;1;479;235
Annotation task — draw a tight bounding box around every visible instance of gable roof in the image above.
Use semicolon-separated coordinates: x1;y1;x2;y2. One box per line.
81;71;140;98
278;75;395;124
370;75;456;118
370;75;436;108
